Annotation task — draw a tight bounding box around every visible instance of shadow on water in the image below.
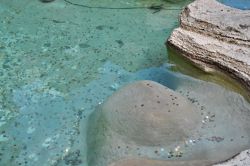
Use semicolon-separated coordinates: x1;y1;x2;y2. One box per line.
167;45;250;101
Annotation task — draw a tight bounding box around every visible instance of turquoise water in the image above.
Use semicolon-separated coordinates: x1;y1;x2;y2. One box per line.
0;0;250;166
218;0;250;10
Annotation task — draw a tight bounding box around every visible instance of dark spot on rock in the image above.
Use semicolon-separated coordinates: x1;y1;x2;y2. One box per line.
64;150;82;166
157;101;160;103
146;83;153;87
52;19;65;24
79;43;90;48
96;25;104;30
226;26;240;33
115;40;124;47
43;43;51;47
155;150;158;154
141;104;144;107
239;24;249;29
40;0;55;2
206;136;224;142
63;45;71;50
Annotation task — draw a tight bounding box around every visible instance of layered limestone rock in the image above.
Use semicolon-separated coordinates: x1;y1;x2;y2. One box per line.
167;0;250;91
87;80;202;166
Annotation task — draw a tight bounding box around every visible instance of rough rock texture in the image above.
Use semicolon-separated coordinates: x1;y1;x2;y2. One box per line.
215;149;250;166
167;0;250;91
167;0;250;165
87;80;202;166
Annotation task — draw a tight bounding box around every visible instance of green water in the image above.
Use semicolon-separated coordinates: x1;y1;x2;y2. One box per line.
0;0;249;166
168;46;250;101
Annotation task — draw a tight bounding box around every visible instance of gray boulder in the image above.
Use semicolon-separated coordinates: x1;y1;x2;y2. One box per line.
87;80;202;166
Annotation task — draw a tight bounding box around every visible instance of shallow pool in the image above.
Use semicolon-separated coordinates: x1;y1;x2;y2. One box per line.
0;0;249;166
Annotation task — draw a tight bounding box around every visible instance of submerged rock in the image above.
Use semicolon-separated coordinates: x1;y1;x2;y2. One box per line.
40;0;55;3
87;80;202;166
167;0;250;91
215;149;250;166
109;158;213;166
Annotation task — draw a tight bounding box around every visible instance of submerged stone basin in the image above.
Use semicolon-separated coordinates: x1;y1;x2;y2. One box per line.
88;80;250;166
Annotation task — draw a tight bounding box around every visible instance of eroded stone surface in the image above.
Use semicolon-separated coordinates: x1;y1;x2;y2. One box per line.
167;0;250;91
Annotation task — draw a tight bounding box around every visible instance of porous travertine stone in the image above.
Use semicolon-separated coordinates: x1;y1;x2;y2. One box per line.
167;0;250;91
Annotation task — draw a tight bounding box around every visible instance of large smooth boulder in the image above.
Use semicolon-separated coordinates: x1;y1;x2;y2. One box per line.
99;80;201;146
87;80;202;166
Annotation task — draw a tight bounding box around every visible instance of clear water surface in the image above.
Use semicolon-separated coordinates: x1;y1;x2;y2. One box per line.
218;0;250;10
0;0;249;166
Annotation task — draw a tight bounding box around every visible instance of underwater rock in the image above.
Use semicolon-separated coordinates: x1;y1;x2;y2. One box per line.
40;0;55;3
109;158;213;166
167;0;250;91
214;149;250;166
109;150;250;166
87;80;202;166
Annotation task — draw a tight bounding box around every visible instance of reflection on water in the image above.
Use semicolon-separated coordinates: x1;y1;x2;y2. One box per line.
0;0;249;166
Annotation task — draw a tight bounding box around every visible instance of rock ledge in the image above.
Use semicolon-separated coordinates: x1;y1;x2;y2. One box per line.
167;0;250;91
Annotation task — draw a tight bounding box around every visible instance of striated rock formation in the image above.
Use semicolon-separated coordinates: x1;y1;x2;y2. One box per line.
167;0;250;91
